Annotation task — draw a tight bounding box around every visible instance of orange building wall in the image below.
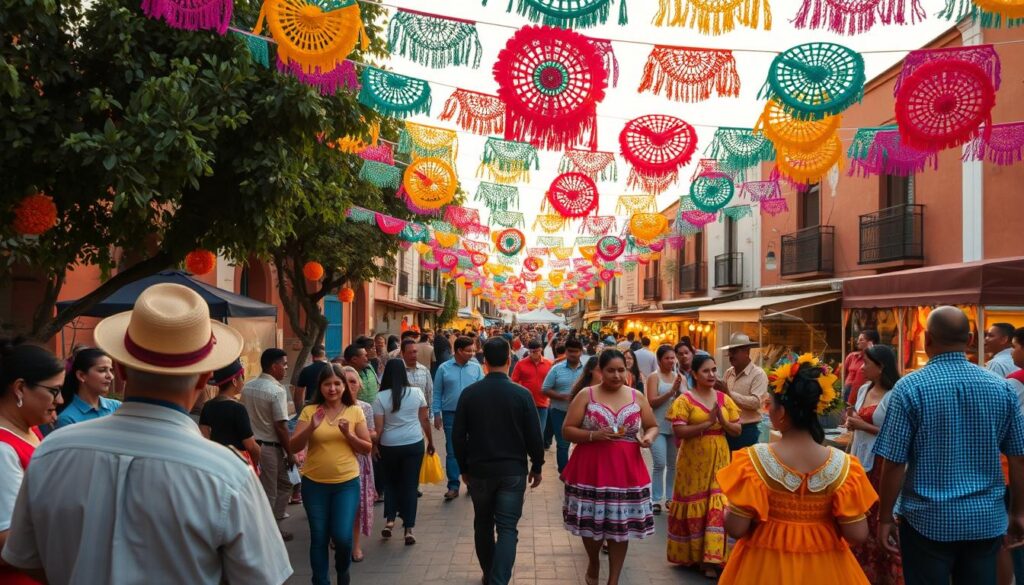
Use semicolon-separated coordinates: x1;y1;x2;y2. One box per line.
760;27;1023;287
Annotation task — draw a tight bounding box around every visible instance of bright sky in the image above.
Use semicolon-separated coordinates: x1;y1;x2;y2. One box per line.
372;0;953;252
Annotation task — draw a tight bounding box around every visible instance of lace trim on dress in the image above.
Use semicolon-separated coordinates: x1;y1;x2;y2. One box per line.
750;444;849;493
807;448;849;493
751;443;803;492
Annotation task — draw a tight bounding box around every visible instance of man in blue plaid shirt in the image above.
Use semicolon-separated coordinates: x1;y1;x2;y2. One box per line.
875;306;1024;584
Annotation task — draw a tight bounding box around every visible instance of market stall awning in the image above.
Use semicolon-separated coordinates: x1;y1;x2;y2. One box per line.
842;256;1024;308
700;291;841;322
516;308;566;325
376;297;442;314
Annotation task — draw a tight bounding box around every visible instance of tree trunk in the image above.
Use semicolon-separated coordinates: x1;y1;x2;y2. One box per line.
31;252;173;342
273;250;329;387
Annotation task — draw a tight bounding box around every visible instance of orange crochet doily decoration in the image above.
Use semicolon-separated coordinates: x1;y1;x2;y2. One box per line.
258;0;367;74
775;133;844;184
403;157;458;212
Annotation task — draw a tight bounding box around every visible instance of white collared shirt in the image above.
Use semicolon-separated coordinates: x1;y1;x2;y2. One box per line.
2;402;291;585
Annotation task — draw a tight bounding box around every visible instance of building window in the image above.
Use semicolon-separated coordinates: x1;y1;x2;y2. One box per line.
881;173;914;208
799;183;821;229
724;216;737;254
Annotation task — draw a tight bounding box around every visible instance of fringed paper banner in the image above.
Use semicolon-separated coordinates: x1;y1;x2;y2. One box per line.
444;206;482;231
493;0;628;29
532;214;569;233
397;122;458;164
399;222;430;243
856;130;939;177
494;26;607;151
896;45;1002;94
142;0;232;34
760;197;789;216
654;0;773;34
938;0;1024;27
257;0;366;75
559;149;618;182
386;9;482;69
896;58;997;152
964;121;1024;165
358;67;432;119
707;127;775;176
474;182;519;212
776;134;844;184
359;160;402;189
345;206;377;224
589;38;620;87
759;42;865;120
489;210;526;229
231;30;270;67
793;0;924;34
721;205;752;221
757;99;841;152
439;89;505;135
739;180;782;202
580;215;618;235
537;236;564;247
552;246;574;260
620;115;697;195
638;46;739;103
277;59;359;95
547;173;600;219
477;137;540;184
616;195;656;214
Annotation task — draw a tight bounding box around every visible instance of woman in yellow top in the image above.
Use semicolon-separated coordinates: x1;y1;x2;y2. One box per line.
716;355;877;585
666;353;741;578
290;363;372;585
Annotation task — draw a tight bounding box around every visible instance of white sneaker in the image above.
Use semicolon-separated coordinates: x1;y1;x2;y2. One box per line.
278;513;291;520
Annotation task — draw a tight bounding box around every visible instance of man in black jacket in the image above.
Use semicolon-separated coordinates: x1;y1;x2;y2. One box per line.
453;337;544;585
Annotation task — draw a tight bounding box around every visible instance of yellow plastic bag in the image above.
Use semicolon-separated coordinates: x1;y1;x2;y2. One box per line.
419;452;445;485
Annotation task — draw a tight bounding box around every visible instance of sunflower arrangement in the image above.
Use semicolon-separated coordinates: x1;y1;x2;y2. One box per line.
768;353;838;415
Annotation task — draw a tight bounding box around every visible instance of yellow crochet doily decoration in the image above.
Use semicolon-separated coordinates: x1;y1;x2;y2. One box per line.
775;133;844;185
413;242;432;256
549;271;565;287
579;246;597;260
756;99;840;152
404;157;458;212
974;0;1024;18
402;122;458;164
258;0;368;74
532;214;568;234
434;230;459;248
616;194;656;214
551;246;574;260
629;213;669;241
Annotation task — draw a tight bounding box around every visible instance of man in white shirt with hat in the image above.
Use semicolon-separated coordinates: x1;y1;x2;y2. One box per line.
2;283;292;584
719;332;769;451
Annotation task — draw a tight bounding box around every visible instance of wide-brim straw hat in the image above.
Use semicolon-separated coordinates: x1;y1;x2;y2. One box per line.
720;332;759;351
94;283;243;375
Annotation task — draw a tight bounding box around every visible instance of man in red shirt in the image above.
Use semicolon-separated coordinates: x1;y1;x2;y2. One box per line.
843;329;878;405
511;341;553;434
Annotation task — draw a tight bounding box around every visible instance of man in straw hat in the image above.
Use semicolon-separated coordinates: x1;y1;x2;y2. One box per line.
719;332;769;451
2;284;292;584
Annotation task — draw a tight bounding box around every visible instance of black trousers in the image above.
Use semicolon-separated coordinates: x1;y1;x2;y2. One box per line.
380;440;424;528
469;475;527;585
899;520;1001;585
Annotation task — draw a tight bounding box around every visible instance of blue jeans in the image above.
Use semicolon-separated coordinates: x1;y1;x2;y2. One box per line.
650;432;677;504
536;407;548;440
442;411;461;491
548;408;570;474
301;476;360;585
468;475;527;585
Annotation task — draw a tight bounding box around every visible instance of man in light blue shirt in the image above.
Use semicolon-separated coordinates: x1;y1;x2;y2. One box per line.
433;336;485;500
542;338;585;474
986;322;1019;378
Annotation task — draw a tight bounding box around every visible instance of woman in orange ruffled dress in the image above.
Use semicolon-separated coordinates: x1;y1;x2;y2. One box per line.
716;355;878;585
665;354;741;578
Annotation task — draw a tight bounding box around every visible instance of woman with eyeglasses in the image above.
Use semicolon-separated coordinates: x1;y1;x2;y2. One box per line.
0;341;65;585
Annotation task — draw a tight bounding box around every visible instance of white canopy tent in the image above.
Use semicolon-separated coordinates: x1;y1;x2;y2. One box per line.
514;308;566;325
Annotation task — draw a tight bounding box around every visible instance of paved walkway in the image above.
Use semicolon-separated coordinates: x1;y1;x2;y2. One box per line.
282;428;711;585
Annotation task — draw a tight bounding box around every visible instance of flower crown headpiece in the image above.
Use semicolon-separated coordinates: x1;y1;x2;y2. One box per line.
768;353;838;415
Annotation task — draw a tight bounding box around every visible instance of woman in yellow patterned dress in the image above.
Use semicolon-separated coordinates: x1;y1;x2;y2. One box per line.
716;355;877;585
666;354;741;577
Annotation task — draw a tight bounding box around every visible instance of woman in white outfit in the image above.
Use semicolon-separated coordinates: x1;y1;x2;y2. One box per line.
645;345;685;515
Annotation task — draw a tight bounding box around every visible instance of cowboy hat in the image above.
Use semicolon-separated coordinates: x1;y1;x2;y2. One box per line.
720;332;759;351
94;283;243;375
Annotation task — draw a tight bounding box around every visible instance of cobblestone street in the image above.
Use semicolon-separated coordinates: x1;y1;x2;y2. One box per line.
283;428;710;585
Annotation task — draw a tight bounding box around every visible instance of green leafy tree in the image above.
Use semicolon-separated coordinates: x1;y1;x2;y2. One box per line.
0;0;390;340
437;279;459;328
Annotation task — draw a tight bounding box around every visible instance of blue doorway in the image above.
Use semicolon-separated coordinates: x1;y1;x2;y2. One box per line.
324;295;342;359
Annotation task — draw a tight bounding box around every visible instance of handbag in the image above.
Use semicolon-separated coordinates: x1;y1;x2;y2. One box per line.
418;452;445;485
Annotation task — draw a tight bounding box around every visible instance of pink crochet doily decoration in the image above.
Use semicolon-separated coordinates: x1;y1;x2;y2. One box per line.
739;180;782;202
680;210;717;226
579;215;618;235
375;212;408;235
852;130;939;177
444;206;482;232
760;197;790;216
277;59;360;96
619;114;697;194
359;144;395;165
141;0;232;34
964;122;1024;166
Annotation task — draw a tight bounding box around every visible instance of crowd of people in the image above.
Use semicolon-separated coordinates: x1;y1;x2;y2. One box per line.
2;283;1024;585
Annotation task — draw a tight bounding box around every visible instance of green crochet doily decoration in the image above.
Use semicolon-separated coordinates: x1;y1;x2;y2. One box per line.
707;127;776;175
488;0;628;29
759;42;865;120
847;125;896;161
387;10;483;69
358;160;401;189
358;67;432;119
690;174;735;213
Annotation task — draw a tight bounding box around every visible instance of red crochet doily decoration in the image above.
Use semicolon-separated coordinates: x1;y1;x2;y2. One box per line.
895;59;996;152
619;115;697;194
493;25;607;151
375;212;407;235
546;172;599;219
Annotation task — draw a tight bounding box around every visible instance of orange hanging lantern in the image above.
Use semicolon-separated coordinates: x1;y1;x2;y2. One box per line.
339;286;356;303
13;193;58;236
303;261;325;281
185;249;217;275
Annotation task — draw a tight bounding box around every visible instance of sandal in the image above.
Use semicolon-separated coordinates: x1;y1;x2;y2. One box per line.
652;503;662;515
381;522;394;539
404;530;417;546
585;567;599;585
351;552;364;563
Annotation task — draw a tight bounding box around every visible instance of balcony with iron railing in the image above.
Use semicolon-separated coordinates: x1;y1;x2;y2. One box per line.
859;204;924;266
642;277;660;300
417;282;442;304
781;225;835;278
678;262;705;294
714;253;743;290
